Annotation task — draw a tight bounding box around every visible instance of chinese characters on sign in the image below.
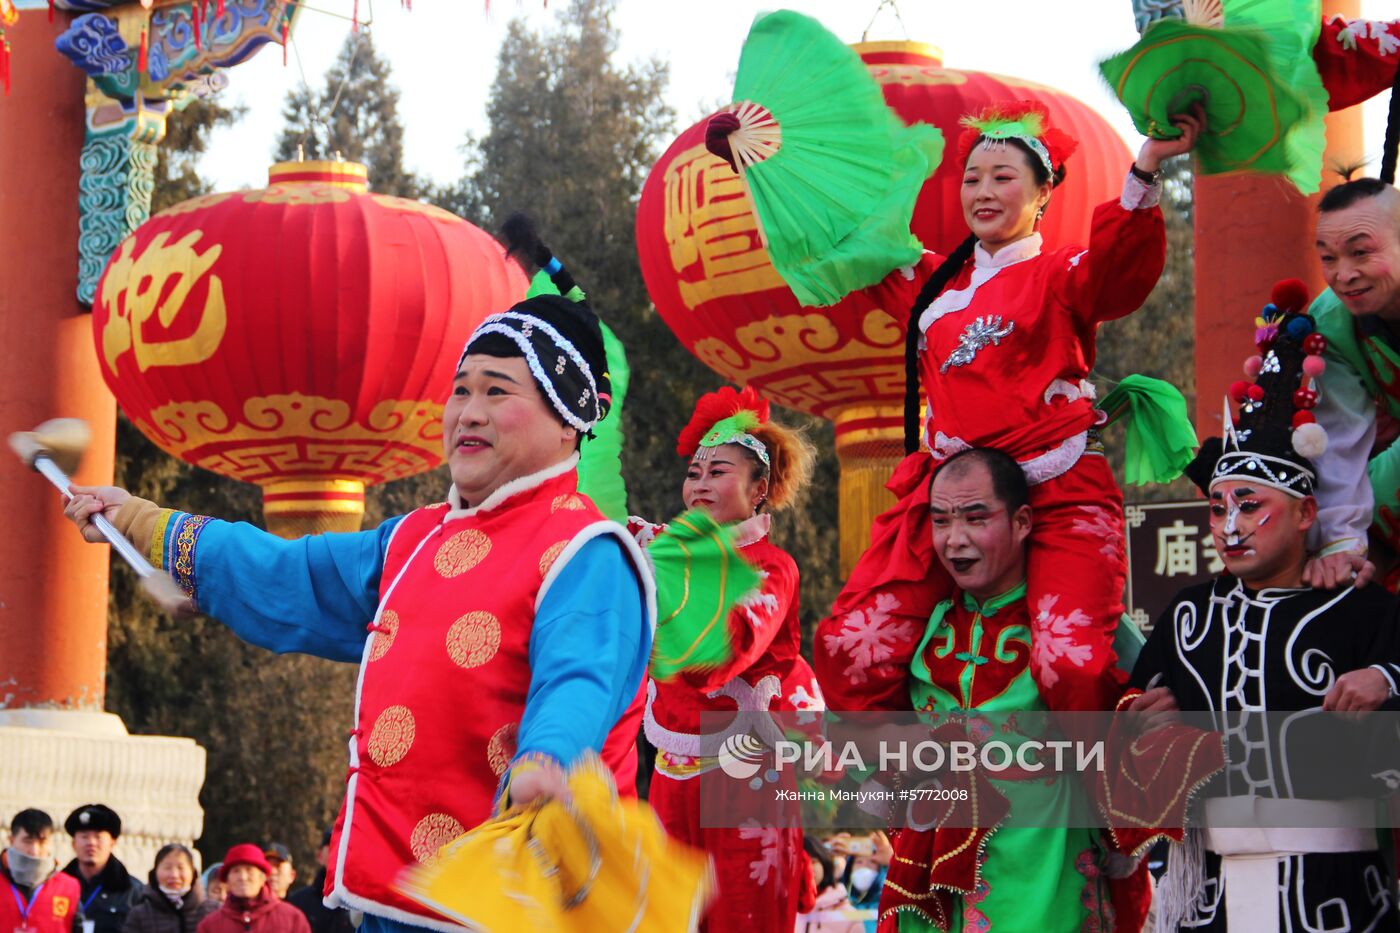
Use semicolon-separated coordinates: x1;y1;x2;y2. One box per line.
1125;501;1220;631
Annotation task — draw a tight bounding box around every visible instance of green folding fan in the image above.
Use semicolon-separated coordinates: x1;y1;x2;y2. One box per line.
1100;0;1325;193
723;9;944;307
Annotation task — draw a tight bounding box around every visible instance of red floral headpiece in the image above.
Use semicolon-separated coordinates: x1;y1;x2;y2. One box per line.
676;386;771;459
955;100;1079;177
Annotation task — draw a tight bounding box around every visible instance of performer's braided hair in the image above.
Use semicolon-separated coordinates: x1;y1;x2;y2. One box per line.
1381;62;1400;185
903;235;976;454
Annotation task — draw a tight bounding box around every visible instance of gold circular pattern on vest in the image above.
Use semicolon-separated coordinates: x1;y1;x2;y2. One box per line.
367;705;416;767
368;610;399;662
550;494;587;512
538;540;569;578
433;529;492;578
409;812;466;864
486;722;518;776
445;611;502;669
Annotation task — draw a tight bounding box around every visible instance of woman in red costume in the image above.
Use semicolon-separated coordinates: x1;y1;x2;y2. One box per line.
628;386;821;933
815;99;1203;716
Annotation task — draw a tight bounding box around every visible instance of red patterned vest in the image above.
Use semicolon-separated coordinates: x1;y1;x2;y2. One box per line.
325;464;650;929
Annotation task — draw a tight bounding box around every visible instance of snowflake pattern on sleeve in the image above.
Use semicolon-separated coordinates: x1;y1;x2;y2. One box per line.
820;592;915;685
1031;593;1095;689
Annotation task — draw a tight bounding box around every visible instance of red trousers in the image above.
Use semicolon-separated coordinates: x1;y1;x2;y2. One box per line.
650;770;807;932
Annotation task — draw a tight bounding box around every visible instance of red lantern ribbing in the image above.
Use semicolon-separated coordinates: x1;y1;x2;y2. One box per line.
93;160;527;537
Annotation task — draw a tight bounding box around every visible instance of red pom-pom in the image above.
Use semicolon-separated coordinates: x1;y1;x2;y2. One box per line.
1246;384;1265;402
1270;278;1310;315
1229;381;1250;402
1293;388;1318;410
1303;333;1328;355
1292;411;1317;427
676;385;770;458
1243;355;1263;378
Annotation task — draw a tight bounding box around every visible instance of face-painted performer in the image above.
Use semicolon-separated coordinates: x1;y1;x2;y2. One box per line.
1123;281;1400;932
62;227;658;933
870;446;1138;932
626;386;822;933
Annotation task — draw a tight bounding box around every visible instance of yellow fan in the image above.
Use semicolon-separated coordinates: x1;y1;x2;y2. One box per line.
397;755;713;932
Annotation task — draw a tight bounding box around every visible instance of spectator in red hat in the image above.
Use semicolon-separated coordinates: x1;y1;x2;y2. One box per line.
195;847;307;933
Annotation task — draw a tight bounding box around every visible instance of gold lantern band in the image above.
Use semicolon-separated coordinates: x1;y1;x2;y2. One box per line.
262;478;366;538
832;404;919;578
267;161;370;192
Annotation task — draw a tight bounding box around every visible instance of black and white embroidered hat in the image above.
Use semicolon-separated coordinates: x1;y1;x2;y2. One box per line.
457;215;610;433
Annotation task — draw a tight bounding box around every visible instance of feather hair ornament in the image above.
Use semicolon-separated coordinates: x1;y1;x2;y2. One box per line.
676;386;770;459
955;100;1079;175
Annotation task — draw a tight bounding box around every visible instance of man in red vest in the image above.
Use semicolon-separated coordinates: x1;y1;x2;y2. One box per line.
1;810;79;933
62;224;656;933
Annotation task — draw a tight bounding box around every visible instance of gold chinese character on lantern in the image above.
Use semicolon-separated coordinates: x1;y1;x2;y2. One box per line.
662;144;784;310
99;229;227;374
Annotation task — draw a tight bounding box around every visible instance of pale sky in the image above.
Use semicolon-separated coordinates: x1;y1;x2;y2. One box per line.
199;0;1400;191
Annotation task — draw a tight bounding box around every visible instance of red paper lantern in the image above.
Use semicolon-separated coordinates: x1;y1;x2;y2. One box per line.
93;161;527;536
636;41;1134;572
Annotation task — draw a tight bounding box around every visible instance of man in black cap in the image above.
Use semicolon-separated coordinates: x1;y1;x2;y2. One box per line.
61;805;143;933
60;218;654;933
261;844;295;901
287;832;351;933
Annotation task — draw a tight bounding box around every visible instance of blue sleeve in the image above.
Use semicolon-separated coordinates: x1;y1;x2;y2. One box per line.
167;512;406;663
515;534;650;767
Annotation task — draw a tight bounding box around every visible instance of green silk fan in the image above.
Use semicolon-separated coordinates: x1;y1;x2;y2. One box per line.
723;9;944;307
1100;0;1325;192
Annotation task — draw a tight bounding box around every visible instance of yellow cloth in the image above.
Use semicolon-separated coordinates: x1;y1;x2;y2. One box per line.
396;755;713;932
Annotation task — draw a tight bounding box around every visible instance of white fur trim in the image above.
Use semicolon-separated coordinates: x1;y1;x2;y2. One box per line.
536;519;658;636
917;235;1042;334
931;431;972;461
731;512;771;548
1020;431;1087;486
1121;170;1161;210
328;887;484;933
1043;378;1097;405
643;674;786;757
444;454;579;520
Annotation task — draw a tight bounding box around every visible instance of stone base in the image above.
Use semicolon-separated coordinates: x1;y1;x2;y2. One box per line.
0;711;206;877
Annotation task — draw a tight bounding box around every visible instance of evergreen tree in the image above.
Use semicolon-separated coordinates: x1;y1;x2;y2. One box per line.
152;97;243;213
276;30;421;198
1094;155;1198;502
459;0;841;636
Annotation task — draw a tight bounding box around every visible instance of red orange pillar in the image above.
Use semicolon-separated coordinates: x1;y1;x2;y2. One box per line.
1193;0;1365;435
0;11;116;710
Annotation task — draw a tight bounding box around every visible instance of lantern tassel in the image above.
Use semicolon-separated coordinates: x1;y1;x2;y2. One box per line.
1;37;10;96
352;0;358;31
47;0;53;22
137;25;149;75
280;16;288;66
191;0;202;50
216;0;224;17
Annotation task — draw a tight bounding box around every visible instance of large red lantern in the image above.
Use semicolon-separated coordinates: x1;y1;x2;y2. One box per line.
636;41;1134;573
93;160;527;537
